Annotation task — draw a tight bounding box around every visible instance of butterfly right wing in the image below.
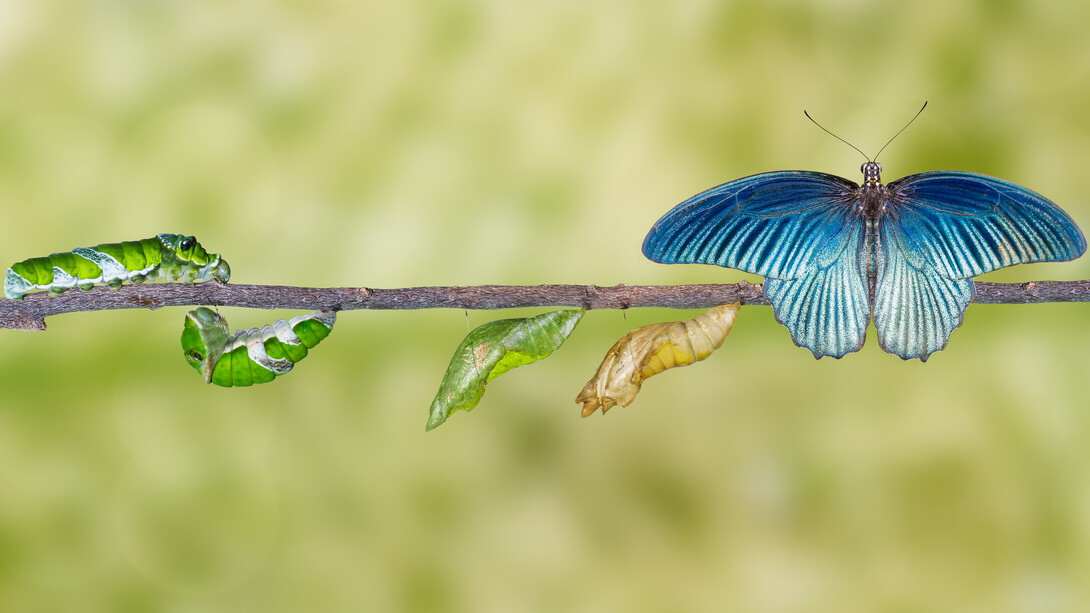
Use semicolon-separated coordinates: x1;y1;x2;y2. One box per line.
871;171;1086;361
643;171;870;358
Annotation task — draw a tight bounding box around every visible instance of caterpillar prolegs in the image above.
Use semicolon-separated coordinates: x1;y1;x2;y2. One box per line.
182;308;336;387
5;234;230;300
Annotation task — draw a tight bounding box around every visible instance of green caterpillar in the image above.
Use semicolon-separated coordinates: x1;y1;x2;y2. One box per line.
181;307;336;387
5;234;230;300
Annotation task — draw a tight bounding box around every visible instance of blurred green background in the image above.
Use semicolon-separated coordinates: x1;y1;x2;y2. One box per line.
1;1;1090;611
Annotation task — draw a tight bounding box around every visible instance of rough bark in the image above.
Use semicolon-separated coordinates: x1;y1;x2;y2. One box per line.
2;279;1086;331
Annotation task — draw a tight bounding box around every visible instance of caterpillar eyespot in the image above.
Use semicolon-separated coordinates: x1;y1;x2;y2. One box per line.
181;307;336;387
4;234;230;300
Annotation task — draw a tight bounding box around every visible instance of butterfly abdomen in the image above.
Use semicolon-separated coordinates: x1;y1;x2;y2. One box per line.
865;213;881;302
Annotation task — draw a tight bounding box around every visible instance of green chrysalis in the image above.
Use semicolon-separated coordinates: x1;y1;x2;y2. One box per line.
181;307;336;387
427;309;584;430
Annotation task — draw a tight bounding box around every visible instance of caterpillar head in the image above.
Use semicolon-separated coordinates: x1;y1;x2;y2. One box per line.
158;234;231;283
181;307;231;383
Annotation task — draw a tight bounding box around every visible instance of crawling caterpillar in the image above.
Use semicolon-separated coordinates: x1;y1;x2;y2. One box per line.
5;234;230;299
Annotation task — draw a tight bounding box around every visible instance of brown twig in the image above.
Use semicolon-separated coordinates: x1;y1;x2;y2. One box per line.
1;280;1087;331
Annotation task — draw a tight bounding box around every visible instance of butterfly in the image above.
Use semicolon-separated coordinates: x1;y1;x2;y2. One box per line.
642;111;1086;361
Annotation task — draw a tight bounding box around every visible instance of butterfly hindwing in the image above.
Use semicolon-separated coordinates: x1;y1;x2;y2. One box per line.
764;220;869;358
872;220;976;360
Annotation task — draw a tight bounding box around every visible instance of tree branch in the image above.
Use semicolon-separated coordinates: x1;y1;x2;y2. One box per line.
2;279;1088;331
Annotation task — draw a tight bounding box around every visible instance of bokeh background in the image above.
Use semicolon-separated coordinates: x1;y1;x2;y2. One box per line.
1;1;1089;611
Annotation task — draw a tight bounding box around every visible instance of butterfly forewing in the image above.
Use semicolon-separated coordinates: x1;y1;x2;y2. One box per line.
643;171;861;280
885;172;1087;278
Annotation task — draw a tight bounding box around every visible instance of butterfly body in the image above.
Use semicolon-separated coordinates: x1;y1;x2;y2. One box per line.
643;162;1086;360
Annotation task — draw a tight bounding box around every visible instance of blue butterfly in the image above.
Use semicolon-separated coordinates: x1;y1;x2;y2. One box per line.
642;123;1086;360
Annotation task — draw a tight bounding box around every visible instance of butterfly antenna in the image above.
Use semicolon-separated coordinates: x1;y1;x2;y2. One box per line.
804;110;870;162
873;101;928;161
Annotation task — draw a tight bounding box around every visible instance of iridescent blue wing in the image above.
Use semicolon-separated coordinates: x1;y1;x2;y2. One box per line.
763;222;870;358
643;171;861;279
872;221;975;360
642;171;871;358
883;171;1086;276
873;171;1086;360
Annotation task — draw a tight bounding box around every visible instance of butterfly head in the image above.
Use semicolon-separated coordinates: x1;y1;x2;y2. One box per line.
806;103;925;189
861;161;883;186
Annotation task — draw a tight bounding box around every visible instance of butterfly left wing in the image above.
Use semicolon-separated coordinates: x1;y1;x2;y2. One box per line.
762;221;870;358
643;171;871;358
643;171;863;280
874;171;1086;360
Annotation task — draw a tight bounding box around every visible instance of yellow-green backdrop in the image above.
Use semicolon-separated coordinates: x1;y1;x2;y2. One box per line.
1;2;1089;611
